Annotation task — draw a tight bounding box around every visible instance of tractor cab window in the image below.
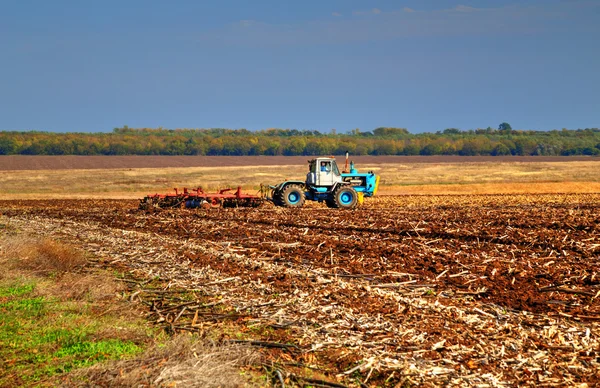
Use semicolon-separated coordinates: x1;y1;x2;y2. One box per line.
320;161;331;172
309;161;316;173
331;162;340;176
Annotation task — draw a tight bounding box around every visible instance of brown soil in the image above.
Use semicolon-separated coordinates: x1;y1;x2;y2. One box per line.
0;155;597;170
1;194;599;386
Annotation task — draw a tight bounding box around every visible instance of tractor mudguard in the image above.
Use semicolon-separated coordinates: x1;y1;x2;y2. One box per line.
274;181;305;191
270;181;306;205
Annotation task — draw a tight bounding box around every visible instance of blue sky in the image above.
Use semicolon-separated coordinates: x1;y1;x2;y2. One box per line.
1;0;598;133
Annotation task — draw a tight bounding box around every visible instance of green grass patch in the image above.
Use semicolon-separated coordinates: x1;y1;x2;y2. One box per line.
0;282;35;298
0;279;145;386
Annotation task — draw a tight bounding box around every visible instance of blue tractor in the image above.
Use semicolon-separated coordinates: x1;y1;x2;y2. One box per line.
269;153;380;209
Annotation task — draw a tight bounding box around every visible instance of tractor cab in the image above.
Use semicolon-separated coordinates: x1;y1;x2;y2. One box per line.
307;157;343;187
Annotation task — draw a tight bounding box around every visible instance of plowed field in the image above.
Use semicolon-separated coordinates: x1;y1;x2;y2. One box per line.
1;155;595;170
1;194;599;386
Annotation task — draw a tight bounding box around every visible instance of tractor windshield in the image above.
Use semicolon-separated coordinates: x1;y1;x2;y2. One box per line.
331;161;340;176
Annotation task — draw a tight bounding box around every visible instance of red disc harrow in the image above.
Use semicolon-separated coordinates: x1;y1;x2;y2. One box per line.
139;187;264;210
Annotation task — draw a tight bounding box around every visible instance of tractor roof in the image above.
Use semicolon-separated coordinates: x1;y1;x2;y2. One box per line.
308;157;336;163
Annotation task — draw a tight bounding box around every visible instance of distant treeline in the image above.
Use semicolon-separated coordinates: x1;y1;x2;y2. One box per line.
1;125;600;156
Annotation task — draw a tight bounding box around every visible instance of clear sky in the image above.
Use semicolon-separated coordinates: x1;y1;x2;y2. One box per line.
1;0;598;133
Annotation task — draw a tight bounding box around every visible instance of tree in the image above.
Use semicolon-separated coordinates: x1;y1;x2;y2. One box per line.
372;140;396;155
498;122;512;131
2;126;599;157
514;138;538;155
403;142;421;155
459;138;493;156
373;127;409;137
420;143;442;155
0;137;16;155
491;143;511;156
443;128;461;135
285;137;307;155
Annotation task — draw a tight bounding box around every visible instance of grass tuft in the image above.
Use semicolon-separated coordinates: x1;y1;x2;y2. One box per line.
3;236;86;275
0;283;35;297
68;335;260;388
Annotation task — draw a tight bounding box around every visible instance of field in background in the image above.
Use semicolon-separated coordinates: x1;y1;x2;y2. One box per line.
1;155;596;170
0;156;599;199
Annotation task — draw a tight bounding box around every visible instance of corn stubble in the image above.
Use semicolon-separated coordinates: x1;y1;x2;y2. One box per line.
1;193;599;387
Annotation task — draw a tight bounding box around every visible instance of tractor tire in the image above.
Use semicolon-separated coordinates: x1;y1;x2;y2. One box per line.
279;184;306;208
333;186;358;209
272;189;284;207
325;198;337;208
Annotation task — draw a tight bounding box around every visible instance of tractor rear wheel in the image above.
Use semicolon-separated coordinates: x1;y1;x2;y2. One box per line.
333;186;358;209
279;184;305;208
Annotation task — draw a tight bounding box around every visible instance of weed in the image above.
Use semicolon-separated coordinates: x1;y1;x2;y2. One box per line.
0;296;46;314
51;339;142;372
3;236;86;275
0;282;34;297
70;335;260;388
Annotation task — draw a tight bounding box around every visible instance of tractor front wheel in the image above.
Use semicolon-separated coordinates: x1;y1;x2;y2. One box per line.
333;186;358;209
279;184;306;208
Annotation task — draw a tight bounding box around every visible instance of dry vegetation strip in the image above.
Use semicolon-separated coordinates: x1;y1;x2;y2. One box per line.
1;159;600;199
